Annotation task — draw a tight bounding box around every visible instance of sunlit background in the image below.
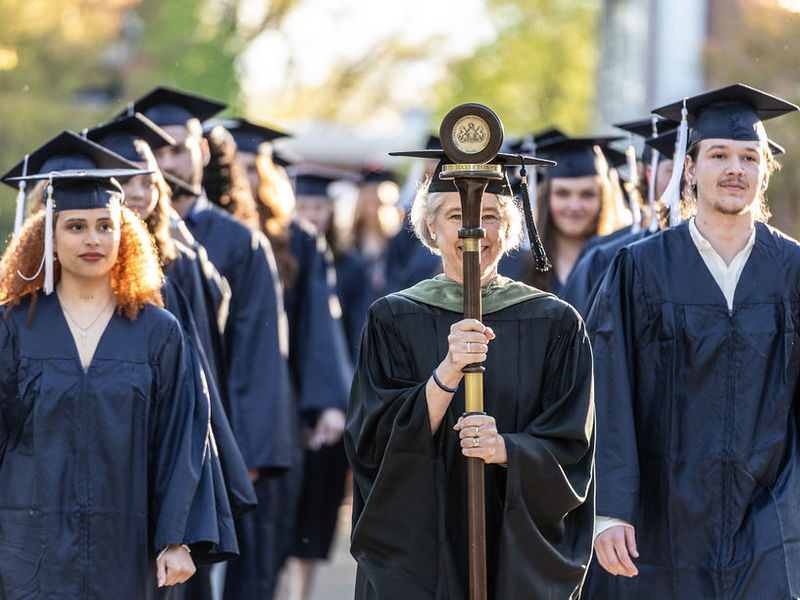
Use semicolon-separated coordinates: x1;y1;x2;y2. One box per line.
2;0;800;243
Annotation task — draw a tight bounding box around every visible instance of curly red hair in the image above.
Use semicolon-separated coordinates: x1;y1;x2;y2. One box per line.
0;205;164;322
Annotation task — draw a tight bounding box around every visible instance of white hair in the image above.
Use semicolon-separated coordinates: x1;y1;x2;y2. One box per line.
409;176;523;256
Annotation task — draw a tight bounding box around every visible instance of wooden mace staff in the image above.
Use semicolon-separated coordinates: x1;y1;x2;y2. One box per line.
439;104;505;600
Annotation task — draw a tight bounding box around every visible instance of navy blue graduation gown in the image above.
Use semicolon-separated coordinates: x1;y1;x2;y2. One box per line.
560;229;649;318
579;223;633;259
335;250;372;362
224;221;353;598
164;248;256;519
285;220;352;416
285;222;352;558
185;201;294;472
0;294;216;600
162;278;254;528
497;250;564;296
345;294;595;599
585;222;800;599
165;240;228;386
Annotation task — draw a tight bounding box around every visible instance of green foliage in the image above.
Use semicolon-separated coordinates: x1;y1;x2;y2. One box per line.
434;0;600;138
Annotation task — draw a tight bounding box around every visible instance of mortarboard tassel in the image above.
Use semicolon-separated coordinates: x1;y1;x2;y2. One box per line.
527;138;538;250
647;149;660;232
518;160;550;272
43;177;55;294
13;154;29;237
647;117;660;233
625;143;641;233
658;100;688;227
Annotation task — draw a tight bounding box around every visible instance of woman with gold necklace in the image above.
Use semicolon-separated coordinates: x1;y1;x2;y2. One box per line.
0;136;220;599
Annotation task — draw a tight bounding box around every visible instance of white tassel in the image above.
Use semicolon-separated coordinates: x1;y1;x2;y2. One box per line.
13;182;26;237
647;116;660;233
648;149;660;233
43;180;55;295
13;154;29;237
658;101;688;227
626;144;641;233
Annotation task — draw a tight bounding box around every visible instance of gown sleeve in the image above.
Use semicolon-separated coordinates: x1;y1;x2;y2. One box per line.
149;319;213;554
585;248;643;525
164;277;257;518
343;298;442;597
495;304;596;599
162;280;251;562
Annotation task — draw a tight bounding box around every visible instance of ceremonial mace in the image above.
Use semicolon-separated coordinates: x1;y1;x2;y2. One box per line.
438;104;505;600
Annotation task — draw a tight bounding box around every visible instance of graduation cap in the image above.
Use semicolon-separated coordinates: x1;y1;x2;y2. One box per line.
86;112;175;163
651;83;798;225
613;116;679;139
535;136;624;179
614;115;680;170
203;118;290;155
361;166;399;185
1;131;144;183
506;127;568;155
116;86;227;127
288;164;362;197
389;148;556;271
652;83;798;147
1;132;150;294
425;134;442;150
643;128;680;158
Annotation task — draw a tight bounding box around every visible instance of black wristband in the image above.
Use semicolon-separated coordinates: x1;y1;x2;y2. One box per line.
432;368;458;393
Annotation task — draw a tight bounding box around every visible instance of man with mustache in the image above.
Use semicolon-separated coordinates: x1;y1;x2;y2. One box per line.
585;84;800;599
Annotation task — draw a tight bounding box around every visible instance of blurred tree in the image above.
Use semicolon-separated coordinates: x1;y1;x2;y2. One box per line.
125;0;299;111
0;0;140;242
705;0;800;236
435;0;601;137
0;0;299;245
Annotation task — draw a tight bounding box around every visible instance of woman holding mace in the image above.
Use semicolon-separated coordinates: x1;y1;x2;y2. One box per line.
344;107;595;599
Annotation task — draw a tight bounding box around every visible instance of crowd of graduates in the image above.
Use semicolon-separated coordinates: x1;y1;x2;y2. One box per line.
1;79;800;600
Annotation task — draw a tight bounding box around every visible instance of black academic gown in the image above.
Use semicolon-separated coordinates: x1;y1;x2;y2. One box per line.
185;200;294;472
345;291;595;599
0;294;217;600
560;229;649;318
585;222;800;599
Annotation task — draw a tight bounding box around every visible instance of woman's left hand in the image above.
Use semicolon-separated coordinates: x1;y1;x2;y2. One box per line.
454;414;507;465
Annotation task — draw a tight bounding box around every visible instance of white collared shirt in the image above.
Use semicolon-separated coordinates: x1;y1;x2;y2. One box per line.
687;217;756;311
594;218;757;540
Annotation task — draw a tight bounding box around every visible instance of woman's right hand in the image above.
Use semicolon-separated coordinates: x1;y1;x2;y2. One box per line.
437;319;495;384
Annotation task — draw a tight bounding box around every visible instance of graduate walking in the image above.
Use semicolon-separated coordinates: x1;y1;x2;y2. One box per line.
586;83;800;599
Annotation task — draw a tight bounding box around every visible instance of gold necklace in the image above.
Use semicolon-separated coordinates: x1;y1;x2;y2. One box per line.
61;295;115;340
